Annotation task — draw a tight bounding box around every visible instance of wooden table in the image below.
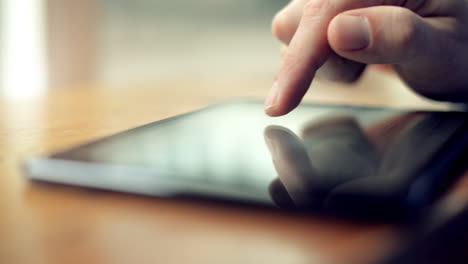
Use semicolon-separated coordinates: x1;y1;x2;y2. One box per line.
1;70;466;264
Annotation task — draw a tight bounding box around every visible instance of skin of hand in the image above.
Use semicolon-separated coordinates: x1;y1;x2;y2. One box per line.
265;0;468;117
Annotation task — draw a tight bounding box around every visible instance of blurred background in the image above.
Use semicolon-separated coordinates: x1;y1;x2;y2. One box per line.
0;0;284;97
0;0;450;108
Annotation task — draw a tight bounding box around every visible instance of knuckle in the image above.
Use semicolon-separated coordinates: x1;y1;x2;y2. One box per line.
303;0;344;17
272;11;296;44
303;0;330;17
392;8;419;49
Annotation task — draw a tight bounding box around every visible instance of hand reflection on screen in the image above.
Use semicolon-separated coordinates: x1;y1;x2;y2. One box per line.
265;116;381;211
264;113;467;218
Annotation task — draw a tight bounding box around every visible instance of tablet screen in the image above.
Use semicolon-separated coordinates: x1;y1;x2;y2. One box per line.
27;100;468;218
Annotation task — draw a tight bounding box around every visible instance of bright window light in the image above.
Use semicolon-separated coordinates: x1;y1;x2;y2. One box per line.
1;0;47;98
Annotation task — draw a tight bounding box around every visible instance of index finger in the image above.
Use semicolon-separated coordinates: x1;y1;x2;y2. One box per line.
265;0;391;116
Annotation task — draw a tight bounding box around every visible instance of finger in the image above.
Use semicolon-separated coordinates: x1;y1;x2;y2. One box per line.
265;0;431;117
274;0;366;84
325;113;468;217
300;116;379;186
281;43;366;83
328;6;468;100
272;0;309;45
328;6;434;65
282;46;367;83
266;0;387;117
268;178;296;208
315;52;366;83
264;125;318;206
270;0;439;46
365;113;422;153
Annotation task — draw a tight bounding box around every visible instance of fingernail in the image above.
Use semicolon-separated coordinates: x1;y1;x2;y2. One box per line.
265;82;279;115
338;15;371;51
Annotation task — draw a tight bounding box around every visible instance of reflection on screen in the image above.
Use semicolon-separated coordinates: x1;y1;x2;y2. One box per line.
54;101;468;218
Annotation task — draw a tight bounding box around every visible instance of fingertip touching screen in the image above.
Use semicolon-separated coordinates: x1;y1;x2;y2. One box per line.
28;100;468;220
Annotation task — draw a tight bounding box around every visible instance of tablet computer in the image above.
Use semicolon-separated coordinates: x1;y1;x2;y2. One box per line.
25;100;468;220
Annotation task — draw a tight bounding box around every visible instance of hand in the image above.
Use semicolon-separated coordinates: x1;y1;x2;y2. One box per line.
265;0;468;116
264;113;467;217
265;116;381;211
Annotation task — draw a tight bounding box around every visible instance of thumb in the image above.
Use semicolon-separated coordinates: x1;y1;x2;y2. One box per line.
327;5;468;100
328;6;438;65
